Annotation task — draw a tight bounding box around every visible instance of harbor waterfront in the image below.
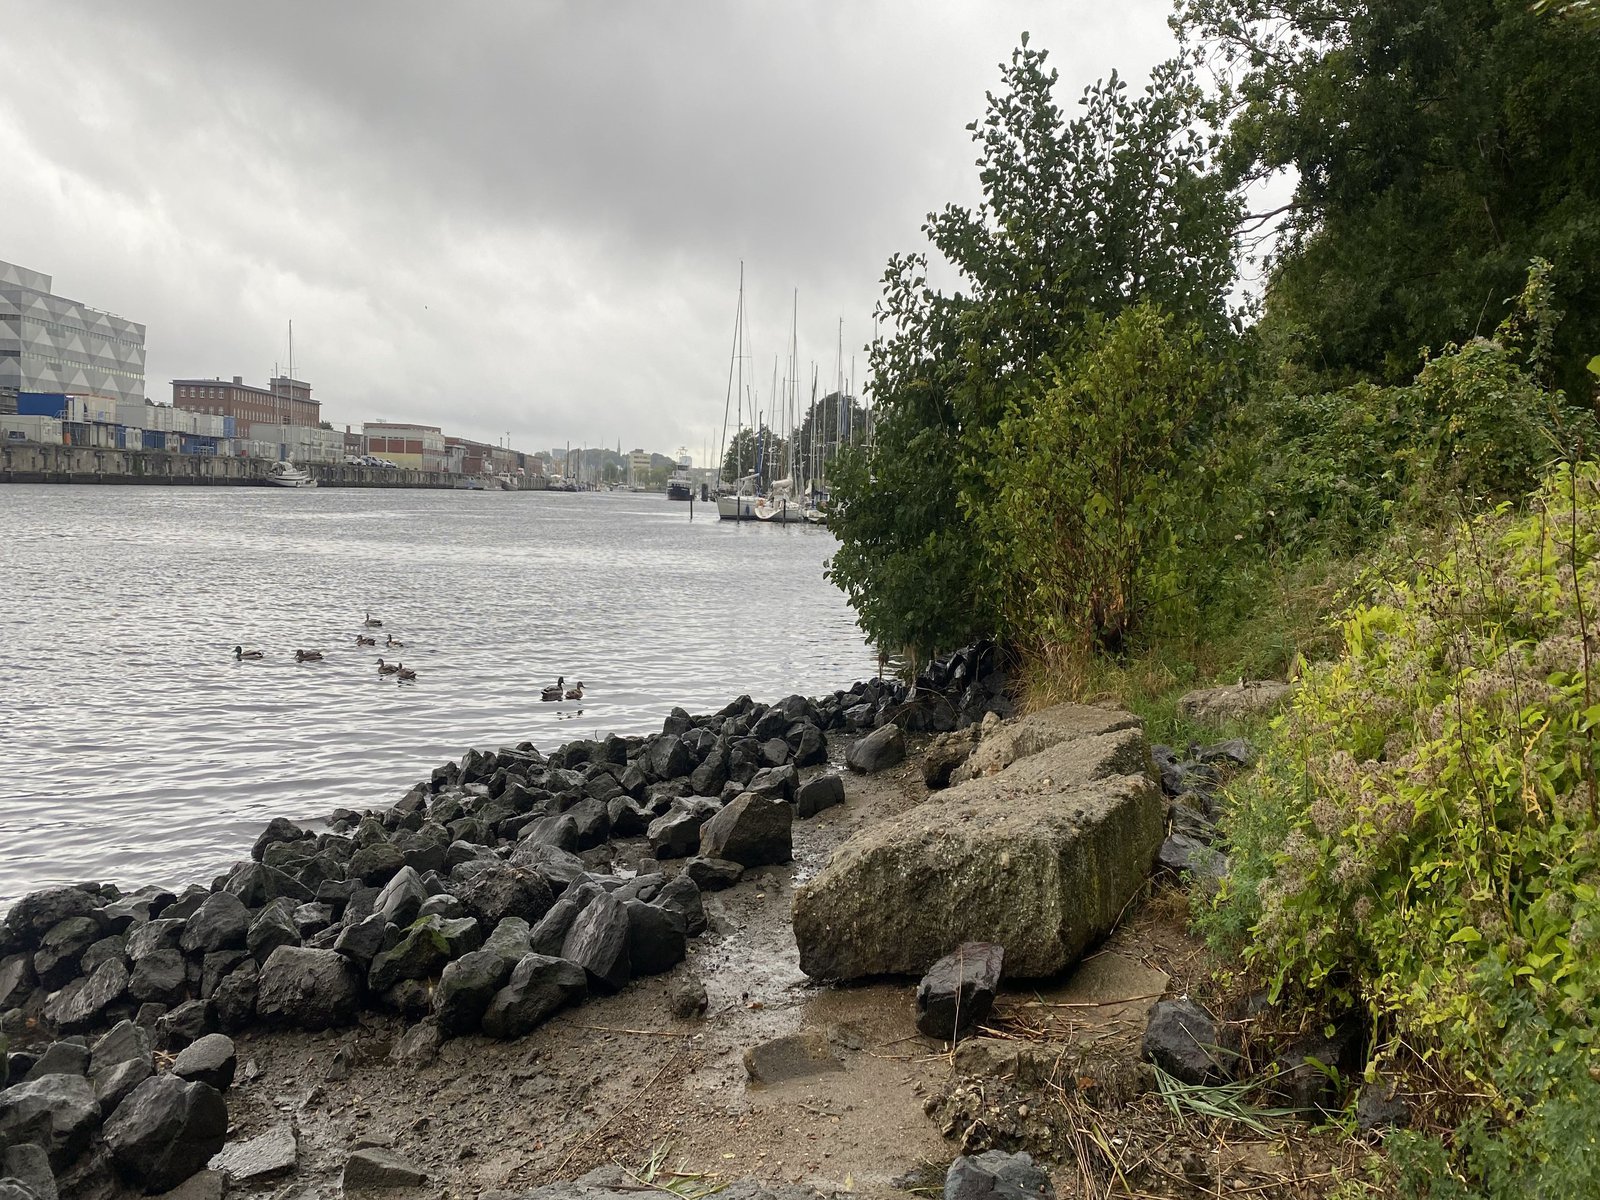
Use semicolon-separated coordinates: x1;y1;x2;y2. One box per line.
0;486;875;908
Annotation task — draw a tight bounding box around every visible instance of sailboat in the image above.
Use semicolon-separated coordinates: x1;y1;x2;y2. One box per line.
266;320;317;488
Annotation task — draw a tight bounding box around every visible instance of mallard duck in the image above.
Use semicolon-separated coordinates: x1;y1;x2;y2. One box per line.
564;681;585;701
385;634;405;648
396;664;417;681
355;634;376;647
364;611;383;628
540;676;565;702
295;649;324;662
377;657;401;675
233;646;263;660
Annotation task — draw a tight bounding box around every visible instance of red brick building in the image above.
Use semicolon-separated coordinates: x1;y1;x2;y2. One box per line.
172;376;319;428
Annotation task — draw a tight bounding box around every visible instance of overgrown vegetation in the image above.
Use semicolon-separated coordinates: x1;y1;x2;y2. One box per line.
826;0;1600;1188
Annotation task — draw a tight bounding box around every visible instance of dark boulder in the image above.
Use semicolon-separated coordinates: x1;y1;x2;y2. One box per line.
744;764;797;802
178;895;250;957
794;775;845;818
32;916;102;990
245;903;301;965
171;1034;236;1092
347;842;404;887
560;893;631;992
331;913;388;969
652;876;707;938
43;959;128;1033
698;794;792;867
1142;999;1230;1084
256;947;363;1031
154;1000;215;1052
3;889;99;951
0;1074;100;1170
367;921;452;995
529;881;603;957
222;862;311;908
945;1150;1055;1200
646;798;722;860
102;1074;228;1194
623;902;686;977
480;954;588;1040
23;1043;89;1081
124;920;184;964
845;724;906;774
210;962;258;1033
0;955;36;1010
127;949;186;1008
374;866;430;927
683;857;743;891
915;943;1003;1042
433;948;518;1036
648;735;693;781
451;862;555;927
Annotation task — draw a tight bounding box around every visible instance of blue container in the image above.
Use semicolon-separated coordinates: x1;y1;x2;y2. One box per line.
17;393;68;418
223;416;236;438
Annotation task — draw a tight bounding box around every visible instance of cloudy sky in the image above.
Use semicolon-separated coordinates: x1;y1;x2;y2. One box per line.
1;1;1181;460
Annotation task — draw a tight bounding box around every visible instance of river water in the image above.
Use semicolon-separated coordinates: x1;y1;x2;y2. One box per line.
0;486;874;908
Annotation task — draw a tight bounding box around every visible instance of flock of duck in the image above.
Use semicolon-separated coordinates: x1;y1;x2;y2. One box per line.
232;613;588;702
231;611;417;682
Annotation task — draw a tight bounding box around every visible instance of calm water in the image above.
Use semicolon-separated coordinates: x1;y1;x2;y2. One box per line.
0;486;874;908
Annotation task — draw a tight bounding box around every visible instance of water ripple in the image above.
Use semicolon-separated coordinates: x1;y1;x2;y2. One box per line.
0;487;875;906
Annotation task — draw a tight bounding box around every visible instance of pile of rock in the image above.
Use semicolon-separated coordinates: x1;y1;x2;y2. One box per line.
818;642;1014;737
0;1020;234;1197
1148;738;1252;882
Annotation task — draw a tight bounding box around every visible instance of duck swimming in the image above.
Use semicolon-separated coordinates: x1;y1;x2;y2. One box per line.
564;681;585;701
385;634;405;648
396;664;417;681
377;657;401;675
540;676;565;702
233;646;263;660
355;634;376;647
364;611;383;628
295;649;324;662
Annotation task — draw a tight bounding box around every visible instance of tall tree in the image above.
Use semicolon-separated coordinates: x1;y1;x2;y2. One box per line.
827;39;1241;657
1177;0;1600;394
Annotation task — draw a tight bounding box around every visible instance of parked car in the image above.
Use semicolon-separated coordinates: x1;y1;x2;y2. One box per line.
360;455;383;467
379;459;398;469
344;455;365;466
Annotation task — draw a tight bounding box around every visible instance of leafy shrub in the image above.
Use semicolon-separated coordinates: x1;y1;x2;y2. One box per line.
1205;462;1600;1188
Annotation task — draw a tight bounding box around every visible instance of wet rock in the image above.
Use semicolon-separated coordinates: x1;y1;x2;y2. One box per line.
44;959;128;1033
433;949;517;1036
795;706;1161;981
171;1035;236;1092
916;943;1003;1042
794;774;845;818
155;1001;216;1052
452;862;556;928
128;950;187;1008
389;1020;442;1068
945;1150;1055;1200
332;914;388;969
210;963;257;1034
206;1121;296;1182
23;1043;89;1081
256;947;363;1031
90;1057;152;1113
698;794;792;867
88;1022;153;1109
743;1029;843;1085
1198;738;1255;767
347;843;404;887
33;916;102;990
374;867;429;927
245;903;301;965
252;817;310;861
561;893;630;992
102;1074;228;1194
646;798;722;860
178;895;250;957
0;1074;101;1170
2;1144;56;1200
198;950;246;1001
481;955;588;1040
507;843;587;895
745;764;797;801
683;857;743;891
667;976;708;1019
367;922;451;995
648;735;693;781
623;902;686;977
688;745;728;796
222;862;312;908
0;956;36;1010
125;921;184;964
79;936;128;978
652;876;707;938
3;890;99;951
343;1146;427;1190
845;724;905;774
528;882;603;957
1141;999;1229;1084
1155;832;1213;879
792;724;828;768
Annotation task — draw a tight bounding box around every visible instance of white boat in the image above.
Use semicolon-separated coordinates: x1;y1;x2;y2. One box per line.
264;460;317;488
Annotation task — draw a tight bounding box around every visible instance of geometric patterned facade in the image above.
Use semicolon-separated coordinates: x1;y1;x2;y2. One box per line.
0;259;147;415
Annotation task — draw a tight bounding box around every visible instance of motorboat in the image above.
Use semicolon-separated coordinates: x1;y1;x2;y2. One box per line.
264;460;317;488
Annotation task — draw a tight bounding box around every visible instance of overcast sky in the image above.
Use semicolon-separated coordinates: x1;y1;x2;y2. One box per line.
1;1;1180;460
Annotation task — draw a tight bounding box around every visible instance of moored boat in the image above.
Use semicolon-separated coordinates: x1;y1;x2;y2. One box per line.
264;460;317;488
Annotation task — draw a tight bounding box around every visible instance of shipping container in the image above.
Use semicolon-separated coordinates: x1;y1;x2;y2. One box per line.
0;415;64;443
16;393;68;418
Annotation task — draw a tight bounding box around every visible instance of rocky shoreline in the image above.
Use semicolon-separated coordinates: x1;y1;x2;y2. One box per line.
2;647;1026;1197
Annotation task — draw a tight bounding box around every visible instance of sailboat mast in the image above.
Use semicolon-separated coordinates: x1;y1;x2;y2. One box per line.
718;262;743;490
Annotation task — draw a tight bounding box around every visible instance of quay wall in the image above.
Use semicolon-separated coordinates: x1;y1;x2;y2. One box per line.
0;440;544;489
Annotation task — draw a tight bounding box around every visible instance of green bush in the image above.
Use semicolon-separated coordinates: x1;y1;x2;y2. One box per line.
1205;461;1600;1189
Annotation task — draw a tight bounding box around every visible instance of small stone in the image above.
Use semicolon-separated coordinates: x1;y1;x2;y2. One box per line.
667;977;708;1019
207;1121;297;1182
845;723;906;774
794;773;845;818
743;1029;844;1084
342;1146;427;1190
945;1150;1055;1200
916;943;1004;1042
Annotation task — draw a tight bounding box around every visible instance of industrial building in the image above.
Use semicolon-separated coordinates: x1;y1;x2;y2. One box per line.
172;375;319;428
0;259;146;415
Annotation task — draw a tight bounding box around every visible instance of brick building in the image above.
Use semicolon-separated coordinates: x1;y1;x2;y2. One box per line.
172;375;318;428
